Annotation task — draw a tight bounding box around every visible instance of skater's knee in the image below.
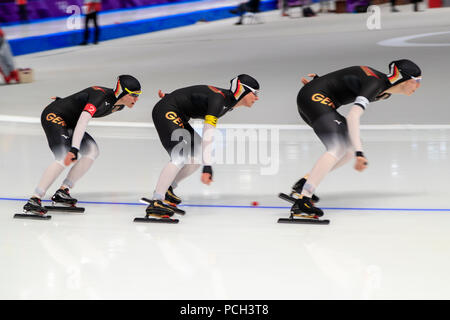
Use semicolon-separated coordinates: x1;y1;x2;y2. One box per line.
83;146;99;160
80;141;99;160
54;159;65;167
327;144;348;160
171;150;199;168
343;149;353;161
170;155;186;169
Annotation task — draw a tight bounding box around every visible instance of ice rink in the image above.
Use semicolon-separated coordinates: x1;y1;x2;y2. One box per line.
1;4;449;300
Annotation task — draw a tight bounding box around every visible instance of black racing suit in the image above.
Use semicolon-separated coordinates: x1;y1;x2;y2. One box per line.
41;86;123;160
297;66;391;151
152;85;237;156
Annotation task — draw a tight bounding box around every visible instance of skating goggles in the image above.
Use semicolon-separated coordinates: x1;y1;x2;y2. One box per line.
410;75;422;84
241;83;259;97
125;87;142;97
402;70;422;84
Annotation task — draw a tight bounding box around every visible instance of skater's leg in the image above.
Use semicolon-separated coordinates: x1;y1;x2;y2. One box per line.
153;162;182;200
93;12;100;44
23;159;64;214
290;151;341;218
143;161;180;217
171;128;201;188
171;163;201;188
0;40;16;82
33;161;65;199
330;149;353;172
300;151;339;198
149;104;192;215
301;112;351;198
82;13;92;44
32;113;71;199
61;132;99;189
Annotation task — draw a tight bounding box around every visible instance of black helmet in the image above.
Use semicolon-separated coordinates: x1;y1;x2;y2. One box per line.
387;59;421;86
230;74;259;101
114;75;142;99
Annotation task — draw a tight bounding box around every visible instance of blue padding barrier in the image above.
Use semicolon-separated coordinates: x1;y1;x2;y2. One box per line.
10;1;277;56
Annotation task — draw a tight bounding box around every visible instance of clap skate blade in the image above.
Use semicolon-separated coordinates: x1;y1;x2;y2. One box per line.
278;216;330;225
134;215;179;224
44;202;85;213
14;210;51;220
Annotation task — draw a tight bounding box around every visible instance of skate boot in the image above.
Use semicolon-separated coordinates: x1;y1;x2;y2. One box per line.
9;70;19;83
165;186;181;206
291;177;320;203
145;200;175;218
51;188;77;206
290;196;324;218
23;197;48;215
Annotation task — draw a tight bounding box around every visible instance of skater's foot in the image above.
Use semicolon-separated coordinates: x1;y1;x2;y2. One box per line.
145;200;175;218
51;188;77;206
9;70;19;83
165;186;181;205
23;197;48;215
291;196;324;217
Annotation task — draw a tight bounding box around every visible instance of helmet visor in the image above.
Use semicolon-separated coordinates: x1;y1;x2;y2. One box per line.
125;87;142;97
410;75;422;84
241;83;259;97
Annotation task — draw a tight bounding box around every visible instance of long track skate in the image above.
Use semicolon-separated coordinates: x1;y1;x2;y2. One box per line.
140;197;185;215
278;193;330;225
134;198;179;223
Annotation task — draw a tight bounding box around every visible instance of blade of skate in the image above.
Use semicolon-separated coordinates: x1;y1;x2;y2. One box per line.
133;217;179;223
14;213;52;220
44;205;85;213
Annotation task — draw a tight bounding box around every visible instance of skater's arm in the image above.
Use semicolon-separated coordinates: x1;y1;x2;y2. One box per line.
72;111;93;149
201;121;215;185
201;93;226;185
64;111;92;166
346;104;368;172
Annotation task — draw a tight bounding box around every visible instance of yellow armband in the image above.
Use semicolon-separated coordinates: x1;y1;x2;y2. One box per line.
204;115;218;127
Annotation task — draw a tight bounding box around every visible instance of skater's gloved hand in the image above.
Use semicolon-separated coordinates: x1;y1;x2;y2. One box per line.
354;151;368;172
64;147;79;166
201;165;213;185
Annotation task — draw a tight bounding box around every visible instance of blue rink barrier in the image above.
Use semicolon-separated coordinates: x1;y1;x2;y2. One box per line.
9;0;277;56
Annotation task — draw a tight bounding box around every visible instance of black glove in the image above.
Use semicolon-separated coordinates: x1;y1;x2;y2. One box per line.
202;165;213;178
69;147;79;161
